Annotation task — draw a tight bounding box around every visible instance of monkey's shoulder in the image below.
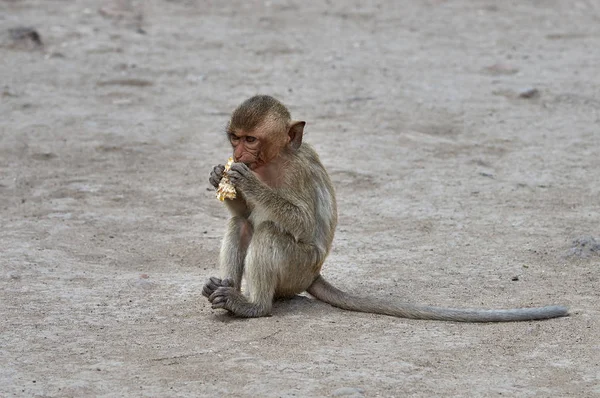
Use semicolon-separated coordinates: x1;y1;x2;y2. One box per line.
298;143;320;161
296;143;329;174
295;143;336;201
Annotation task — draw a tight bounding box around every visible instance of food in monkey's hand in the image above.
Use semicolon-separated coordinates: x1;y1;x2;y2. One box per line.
216;157;237;201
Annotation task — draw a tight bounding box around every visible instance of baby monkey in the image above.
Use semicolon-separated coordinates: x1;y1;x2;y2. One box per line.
203;95;568;322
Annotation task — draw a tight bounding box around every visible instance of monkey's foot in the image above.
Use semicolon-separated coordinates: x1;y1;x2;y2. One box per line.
207;286;271;317
202;277;234;299
208;286;239;311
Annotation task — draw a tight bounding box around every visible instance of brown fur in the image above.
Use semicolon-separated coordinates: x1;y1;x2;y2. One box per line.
203;95;568;322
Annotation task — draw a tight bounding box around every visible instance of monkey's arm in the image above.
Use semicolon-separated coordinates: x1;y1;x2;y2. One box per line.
228;163;312;240
224;194;250;217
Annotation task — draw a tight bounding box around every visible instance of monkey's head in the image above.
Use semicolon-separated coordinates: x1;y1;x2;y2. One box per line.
227;95;305;171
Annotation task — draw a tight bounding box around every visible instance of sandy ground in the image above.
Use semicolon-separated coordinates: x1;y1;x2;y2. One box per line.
1;1;600;397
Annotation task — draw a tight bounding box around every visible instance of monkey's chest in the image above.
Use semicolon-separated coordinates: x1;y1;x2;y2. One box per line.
247;205;266;227
247;204;291;237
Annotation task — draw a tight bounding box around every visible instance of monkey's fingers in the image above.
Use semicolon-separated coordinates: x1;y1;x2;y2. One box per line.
229;162;249;170
226;169;248;188
202;276;223;298
209;287;234;309
208;287;226;303
221;277;234;288
229;162;251;176
209;165;226;188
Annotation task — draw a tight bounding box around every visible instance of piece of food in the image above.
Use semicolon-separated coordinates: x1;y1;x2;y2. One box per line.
216;157;237;201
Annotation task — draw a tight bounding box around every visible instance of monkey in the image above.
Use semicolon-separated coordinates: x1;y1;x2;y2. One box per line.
202;95;569;322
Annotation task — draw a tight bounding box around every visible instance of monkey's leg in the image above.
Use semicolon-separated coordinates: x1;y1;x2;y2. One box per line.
202;216;251;299
220;216;253;288
209;221;318;317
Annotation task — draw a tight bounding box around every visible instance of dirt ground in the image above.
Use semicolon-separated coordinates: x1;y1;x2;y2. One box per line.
1;0;599;397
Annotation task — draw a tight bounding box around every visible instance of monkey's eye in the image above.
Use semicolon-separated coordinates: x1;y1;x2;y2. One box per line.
229;134;240;144
245;136;257;143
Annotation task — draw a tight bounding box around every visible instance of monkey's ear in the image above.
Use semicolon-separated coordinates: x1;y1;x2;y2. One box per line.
288;121;305;150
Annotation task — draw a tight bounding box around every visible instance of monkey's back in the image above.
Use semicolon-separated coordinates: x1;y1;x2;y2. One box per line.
297;143;338;262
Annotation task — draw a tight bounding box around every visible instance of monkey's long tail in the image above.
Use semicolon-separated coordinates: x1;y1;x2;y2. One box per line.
306;275;569;322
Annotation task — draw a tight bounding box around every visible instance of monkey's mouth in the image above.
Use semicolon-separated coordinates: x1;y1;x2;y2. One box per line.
236;159;255;169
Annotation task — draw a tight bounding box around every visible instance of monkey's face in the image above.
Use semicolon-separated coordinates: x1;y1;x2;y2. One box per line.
228;123;288;171
229;130;259;168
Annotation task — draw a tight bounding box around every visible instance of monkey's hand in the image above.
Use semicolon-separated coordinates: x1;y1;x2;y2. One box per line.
202;277;235;299
227;163;264;197
209;164;226;189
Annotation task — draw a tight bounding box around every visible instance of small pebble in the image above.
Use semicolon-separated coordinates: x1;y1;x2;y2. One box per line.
9;27;43;46
519;88;540;99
